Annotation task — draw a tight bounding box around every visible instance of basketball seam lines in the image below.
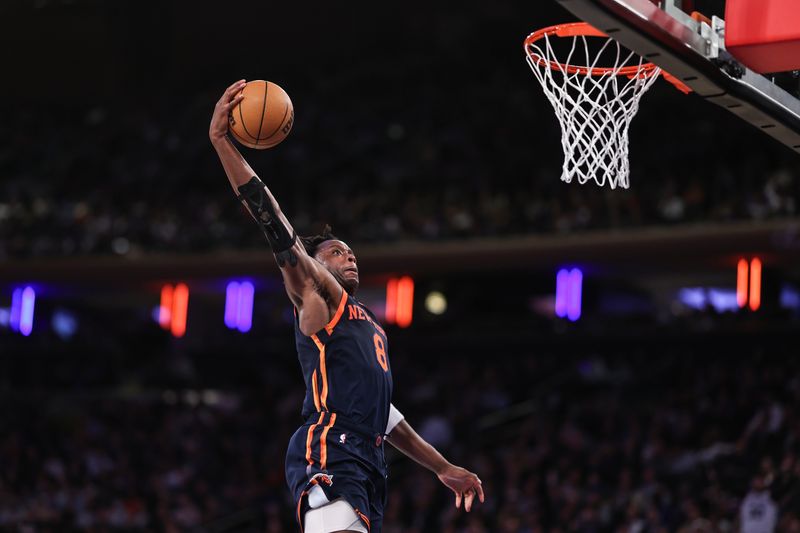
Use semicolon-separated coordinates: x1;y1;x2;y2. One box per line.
254;82;268;145
261;103;290;141
230;128;257;148
238;94;259;141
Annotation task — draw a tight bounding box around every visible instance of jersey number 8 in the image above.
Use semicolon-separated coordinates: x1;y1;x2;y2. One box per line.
373;334;388;372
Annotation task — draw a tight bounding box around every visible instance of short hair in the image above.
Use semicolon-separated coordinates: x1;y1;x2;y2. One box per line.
300;224;338;257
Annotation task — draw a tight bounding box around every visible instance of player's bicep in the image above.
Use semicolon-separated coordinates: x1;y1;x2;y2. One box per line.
282;251;343;335
279;241;338;306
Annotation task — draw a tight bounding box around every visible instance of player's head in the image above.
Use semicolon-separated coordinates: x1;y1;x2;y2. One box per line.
301;225;359;294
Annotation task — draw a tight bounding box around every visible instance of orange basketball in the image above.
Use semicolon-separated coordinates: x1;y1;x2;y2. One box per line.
228;80;294;149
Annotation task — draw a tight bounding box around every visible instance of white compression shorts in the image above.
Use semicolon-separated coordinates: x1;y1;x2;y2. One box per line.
304;497;368;533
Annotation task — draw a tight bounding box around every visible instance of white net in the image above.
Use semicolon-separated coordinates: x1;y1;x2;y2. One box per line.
525;27;661;189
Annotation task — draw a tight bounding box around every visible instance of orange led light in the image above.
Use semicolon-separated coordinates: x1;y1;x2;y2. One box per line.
736;259;748;309
749;258;761;312
170;283;189;337
396;276;414;328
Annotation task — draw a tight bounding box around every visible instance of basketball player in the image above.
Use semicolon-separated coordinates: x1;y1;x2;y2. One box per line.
210;80;484;533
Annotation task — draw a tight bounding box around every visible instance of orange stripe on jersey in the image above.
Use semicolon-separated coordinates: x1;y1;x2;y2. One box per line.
311;334;329;410
319;413;337;470
311;334;324;352
324;289;349;334
305;412;325;465
311;370;321;412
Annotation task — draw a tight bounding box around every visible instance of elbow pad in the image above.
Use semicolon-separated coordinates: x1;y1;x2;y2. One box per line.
236;176;298;267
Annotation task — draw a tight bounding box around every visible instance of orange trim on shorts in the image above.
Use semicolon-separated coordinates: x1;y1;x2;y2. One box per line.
324;289;348;334
296;490;308;533
354;508;371;531
311;370;321;412
311;334;329;410
305;412;325;466
319;413;337;470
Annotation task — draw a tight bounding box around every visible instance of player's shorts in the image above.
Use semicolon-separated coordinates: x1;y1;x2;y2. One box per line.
286;412;388;533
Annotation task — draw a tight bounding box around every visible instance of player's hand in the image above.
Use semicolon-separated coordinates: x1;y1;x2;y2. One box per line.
437;464;485;512
209;79;247;144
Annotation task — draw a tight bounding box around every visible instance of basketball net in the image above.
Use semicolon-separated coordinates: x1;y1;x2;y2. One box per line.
525;23;662;190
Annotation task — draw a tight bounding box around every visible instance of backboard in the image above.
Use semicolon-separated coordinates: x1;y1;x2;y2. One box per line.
554;0;800;154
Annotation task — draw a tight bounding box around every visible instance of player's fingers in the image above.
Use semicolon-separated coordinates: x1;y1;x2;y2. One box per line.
454;491;462;509
221;82;246;104
476;482;485;503
465;490;475;512
216;90;241;112
224;94;245;110
226;79;246;94
226;85;246;104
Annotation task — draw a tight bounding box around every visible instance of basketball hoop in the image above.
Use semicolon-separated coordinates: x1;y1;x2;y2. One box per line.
524;22;687;190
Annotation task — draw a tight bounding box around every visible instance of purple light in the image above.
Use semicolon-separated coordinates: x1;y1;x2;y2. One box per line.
9;286;35;335
555;269;569;318
707;288;739;313
781;285;800;310
567;269;583;321
225;281;254;333
678;288;707;310
10;288;22;332
225;282;240;329
236;282;254;333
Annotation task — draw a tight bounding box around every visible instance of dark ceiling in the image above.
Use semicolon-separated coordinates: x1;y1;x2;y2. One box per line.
2;0;562;104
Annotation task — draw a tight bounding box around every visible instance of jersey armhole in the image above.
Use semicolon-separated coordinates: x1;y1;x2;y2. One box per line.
294;289;348;338
308;288;348;341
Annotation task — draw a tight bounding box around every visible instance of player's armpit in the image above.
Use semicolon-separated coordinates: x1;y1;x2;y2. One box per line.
294;272;344;335
296;296;337;336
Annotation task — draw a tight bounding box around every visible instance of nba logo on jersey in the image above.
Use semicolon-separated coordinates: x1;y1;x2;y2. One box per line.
339;433;347;444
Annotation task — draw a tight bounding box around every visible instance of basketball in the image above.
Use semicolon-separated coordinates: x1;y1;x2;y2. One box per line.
228;80;294;149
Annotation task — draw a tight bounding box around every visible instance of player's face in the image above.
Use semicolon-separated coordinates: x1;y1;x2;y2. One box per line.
315;240;359;294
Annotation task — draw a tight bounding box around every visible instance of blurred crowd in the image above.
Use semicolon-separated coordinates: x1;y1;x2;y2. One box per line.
2;336;799;532
4;3;800;532
1;65;798;260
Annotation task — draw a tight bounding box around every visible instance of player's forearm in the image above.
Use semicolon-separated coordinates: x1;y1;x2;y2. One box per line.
212;135;294;234
211;134;261;191
386;419;451;475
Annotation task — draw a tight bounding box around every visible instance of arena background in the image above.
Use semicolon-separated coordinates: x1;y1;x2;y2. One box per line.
2;0;800;531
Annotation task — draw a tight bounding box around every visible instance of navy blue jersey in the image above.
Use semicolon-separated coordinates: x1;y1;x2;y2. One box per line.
286;289;393;532
294;290;393;438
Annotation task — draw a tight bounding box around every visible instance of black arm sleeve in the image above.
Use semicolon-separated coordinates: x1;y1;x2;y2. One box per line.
236;176;298;267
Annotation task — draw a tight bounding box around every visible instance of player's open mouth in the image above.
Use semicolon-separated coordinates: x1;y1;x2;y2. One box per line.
344;267;358;275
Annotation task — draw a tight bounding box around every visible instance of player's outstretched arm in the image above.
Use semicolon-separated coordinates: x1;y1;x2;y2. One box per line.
209;80;254;192
386;418;485;512
209;80;341;326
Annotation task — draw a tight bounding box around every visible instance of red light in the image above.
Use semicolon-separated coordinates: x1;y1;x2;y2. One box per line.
171;283;189;337
736;258;749;309
159;285;173;329
385;278;398;324
749;258;761;311
396;276;414;328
